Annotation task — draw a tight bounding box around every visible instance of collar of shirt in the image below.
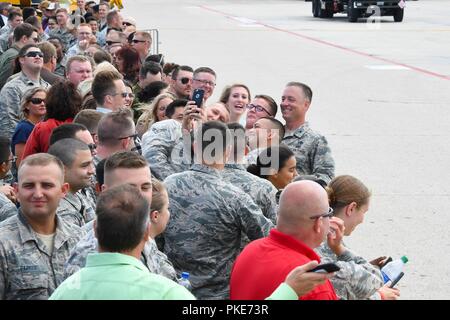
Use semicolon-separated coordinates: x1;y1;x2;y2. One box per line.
224;163;246;171
284;121;310;139
85;252;149;273
96;106;112;114
18;71;44;86
16;209;77;252
268;228;321;262
190;163;222;178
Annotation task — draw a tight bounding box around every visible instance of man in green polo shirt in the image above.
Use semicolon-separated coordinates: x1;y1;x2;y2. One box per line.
50;184;194;300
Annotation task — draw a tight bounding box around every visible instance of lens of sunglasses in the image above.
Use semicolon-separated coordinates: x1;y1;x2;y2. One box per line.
25;51;43;58
180;77;190;85
30;98;45;104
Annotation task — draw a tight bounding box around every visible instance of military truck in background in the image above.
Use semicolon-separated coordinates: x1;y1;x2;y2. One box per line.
309;0;405;22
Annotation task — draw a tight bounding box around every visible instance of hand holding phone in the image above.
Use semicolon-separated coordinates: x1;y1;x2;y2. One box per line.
192;88;205;108
308;263;340;274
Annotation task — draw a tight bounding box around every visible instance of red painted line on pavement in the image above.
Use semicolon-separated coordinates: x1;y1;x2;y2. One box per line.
198;5;450;81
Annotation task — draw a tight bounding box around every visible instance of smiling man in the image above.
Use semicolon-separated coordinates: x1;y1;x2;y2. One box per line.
49;139;96;228
280;82;335;184
192;67;217;103
0;153;84;300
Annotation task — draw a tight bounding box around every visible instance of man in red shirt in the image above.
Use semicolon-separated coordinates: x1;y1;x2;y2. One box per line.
230;180;344;300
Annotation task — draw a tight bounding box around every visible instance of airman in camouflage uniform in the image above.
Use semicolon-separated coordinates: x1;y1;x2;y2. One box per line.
163;163;274;300
0;210;84;300
282;122;334;185
280;82;335;184
222;163;278;224
0;72;50;138
316;242;384;300
56;190;96;227
64;221;177;281
141;119;189;180
0;192;17;222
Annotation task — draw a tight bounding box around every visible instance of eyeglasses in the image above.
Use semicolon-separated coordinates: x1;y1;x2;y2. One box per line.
193;78;215;87
3;156;17;164
246;103;272;116
123;22;133;26
24;51;43;58
87;143;97;151
178;77;191;85
29;97;45;104
309;207;334;220
118;133;142;155
106;40;121;46
111;92;132;98
131;39;147;44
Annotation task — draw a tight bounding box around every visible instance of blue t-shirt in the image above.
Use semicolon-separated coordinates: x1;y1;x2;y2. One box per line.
11;120;35;155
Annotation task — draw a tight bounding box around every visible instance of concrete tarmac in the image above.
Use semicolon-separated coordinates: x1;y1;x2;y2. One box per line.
123;0;450;299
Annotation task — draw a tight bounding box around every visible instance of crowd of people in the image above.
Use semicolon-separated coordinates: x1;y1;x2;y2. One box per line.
0;0;401;300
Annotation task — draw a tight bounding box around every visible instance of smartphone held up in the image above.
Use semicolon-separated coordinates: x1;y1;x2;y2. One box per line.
192;88;205;109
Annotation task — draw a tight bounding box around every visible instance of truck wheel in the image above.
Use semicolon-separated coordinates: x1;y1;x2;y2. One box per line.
347;1;359;22
318;1;333;18
312;0;319;18
393;8;404;22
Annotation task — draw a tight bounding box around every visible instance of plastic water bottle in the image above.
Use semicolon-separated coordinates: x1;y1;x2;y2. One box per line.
381;256;408;283
178;272;192;291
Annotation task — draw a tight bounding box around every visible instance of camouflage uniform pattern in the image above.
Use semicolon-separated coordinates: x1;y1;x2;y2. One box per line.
163;164;274;300
56;191;96;227
0;45;19;90
222;164;278;224
0;193;17;222
0;211;84;300
316;241;384;300
0;72;50;138
141;119;189;181
48;28;75;49
79;187;97;211
282;122;335;184
64;222;177;281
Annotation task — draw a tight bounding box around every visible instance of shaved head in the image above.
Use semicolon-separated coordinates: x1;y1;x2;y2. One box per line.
276;181;330;247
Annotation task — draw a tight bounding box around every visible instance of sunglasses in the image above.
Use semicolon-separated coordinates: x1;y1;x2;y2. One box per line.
24;51;43;58
106;40;121;46
118;133;142;155
88;143;97;151
3;156;17;164
123;22;133;26
30;97;45;104
179;77;191;85
131;39;146;44
112;92;134;98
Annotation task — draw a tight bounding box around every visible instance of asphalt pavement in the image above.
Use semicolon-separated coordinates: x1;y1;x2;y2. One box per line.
122;0;450;299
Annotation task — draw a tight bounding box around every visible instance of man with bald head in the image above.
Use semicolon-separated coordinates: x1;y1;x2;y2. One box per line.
230;180;343;300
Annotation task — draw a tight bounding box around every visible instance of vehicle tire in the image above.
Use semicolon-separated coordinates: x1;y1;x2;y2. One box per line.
317;1;333;18
393;8;404;22
347;0;359;22
312;0;319;18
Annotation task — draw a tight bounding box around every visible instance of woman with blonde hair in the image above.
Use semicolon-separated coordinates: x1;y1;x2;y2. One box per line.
136;92;176;137
11;88;47;167
315;175;401;300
